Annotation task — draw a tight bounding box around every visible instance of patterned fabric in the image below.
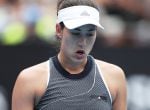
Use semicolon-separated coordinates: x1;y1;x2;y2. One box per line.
35;56;112;110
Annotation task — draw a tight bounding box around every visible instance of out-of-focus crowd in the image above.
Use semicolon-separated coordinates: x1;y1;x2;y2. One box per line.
0;0;150;47
97;0;150;48
0;0;57;46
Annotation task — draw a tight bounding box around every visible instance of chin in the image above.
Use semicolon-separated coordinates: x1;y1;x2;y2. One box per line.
73;54;87;63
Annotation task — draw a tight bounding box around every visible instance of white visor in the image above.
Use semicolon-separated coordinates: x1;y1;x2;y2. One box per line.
57;6;104;29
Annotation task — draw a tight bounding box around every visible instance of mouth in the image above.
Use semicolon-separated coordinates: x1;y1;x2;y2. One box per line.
76;50;85;55
75;50;86;59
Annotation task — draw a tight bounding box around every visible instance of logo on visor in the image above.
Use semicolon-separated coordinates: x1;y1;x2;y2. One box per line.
80;11;90;16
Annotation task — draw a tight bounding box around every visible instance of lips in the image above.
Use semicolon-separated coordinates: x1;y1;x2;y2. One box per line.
76;50;85;55
75;50;85;59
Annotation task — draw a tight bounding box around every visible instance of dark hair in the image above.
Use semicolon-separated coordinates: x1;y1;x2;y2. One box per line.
57;0;99;15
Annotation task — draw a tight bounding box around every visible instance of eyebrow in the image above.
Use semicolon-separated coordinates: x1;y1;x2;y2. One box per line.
73;27;96;32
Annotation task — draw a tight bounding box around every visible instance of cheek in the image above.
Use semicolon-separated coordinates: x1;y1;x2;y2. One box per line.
61;36;75;49
85;38;96;53
87;37;96;46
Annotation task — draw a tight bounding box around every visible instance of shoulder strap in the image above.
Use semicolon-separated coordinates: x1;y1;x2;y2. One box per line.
95;60;113;104
46;60;51;87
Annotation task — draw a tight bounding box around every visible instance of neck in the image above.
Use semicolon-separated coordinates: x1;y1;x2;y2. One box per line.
57;53;87;74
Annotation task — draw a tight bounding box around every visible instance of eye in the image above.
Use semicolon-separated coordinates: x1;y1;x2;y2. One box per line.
87;33;93;36
86;32;95;37
71;32;80;36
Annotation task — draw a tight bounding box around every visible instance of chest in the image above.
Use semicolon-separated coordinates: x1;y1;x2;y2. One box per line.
35;67;112;110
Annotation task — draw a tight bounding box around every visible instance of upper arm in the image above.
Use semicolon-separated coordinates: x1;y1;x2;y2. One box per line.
112;67;127;110
12;70;35;110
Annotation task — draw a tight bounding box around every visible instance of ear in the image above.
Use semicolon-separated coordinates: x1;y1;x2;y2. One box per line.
56;23;63;40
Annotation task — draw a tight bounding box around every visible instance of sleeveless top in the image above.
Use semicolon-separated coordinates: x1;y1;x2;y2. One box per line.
35;55;112;110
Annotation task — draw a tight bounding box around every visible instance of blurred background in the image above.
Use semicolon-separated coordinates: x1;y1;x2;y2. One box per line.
0;0;150;109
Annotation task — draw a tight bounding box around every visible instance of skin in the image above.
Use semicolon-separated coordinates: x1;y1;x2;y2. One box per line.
12;23;127;110
57;24;97;74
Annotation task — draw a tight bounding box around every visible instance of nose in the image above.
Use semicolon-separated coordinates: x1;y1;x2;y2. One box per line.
78;36;87;47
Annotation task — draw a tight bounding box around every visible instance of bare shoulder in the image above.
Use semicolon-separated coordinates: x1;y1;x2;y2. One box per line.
95;59;126;80
17;60;49;84
15;60;49;96
95;59;127;109
12;61;49;110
